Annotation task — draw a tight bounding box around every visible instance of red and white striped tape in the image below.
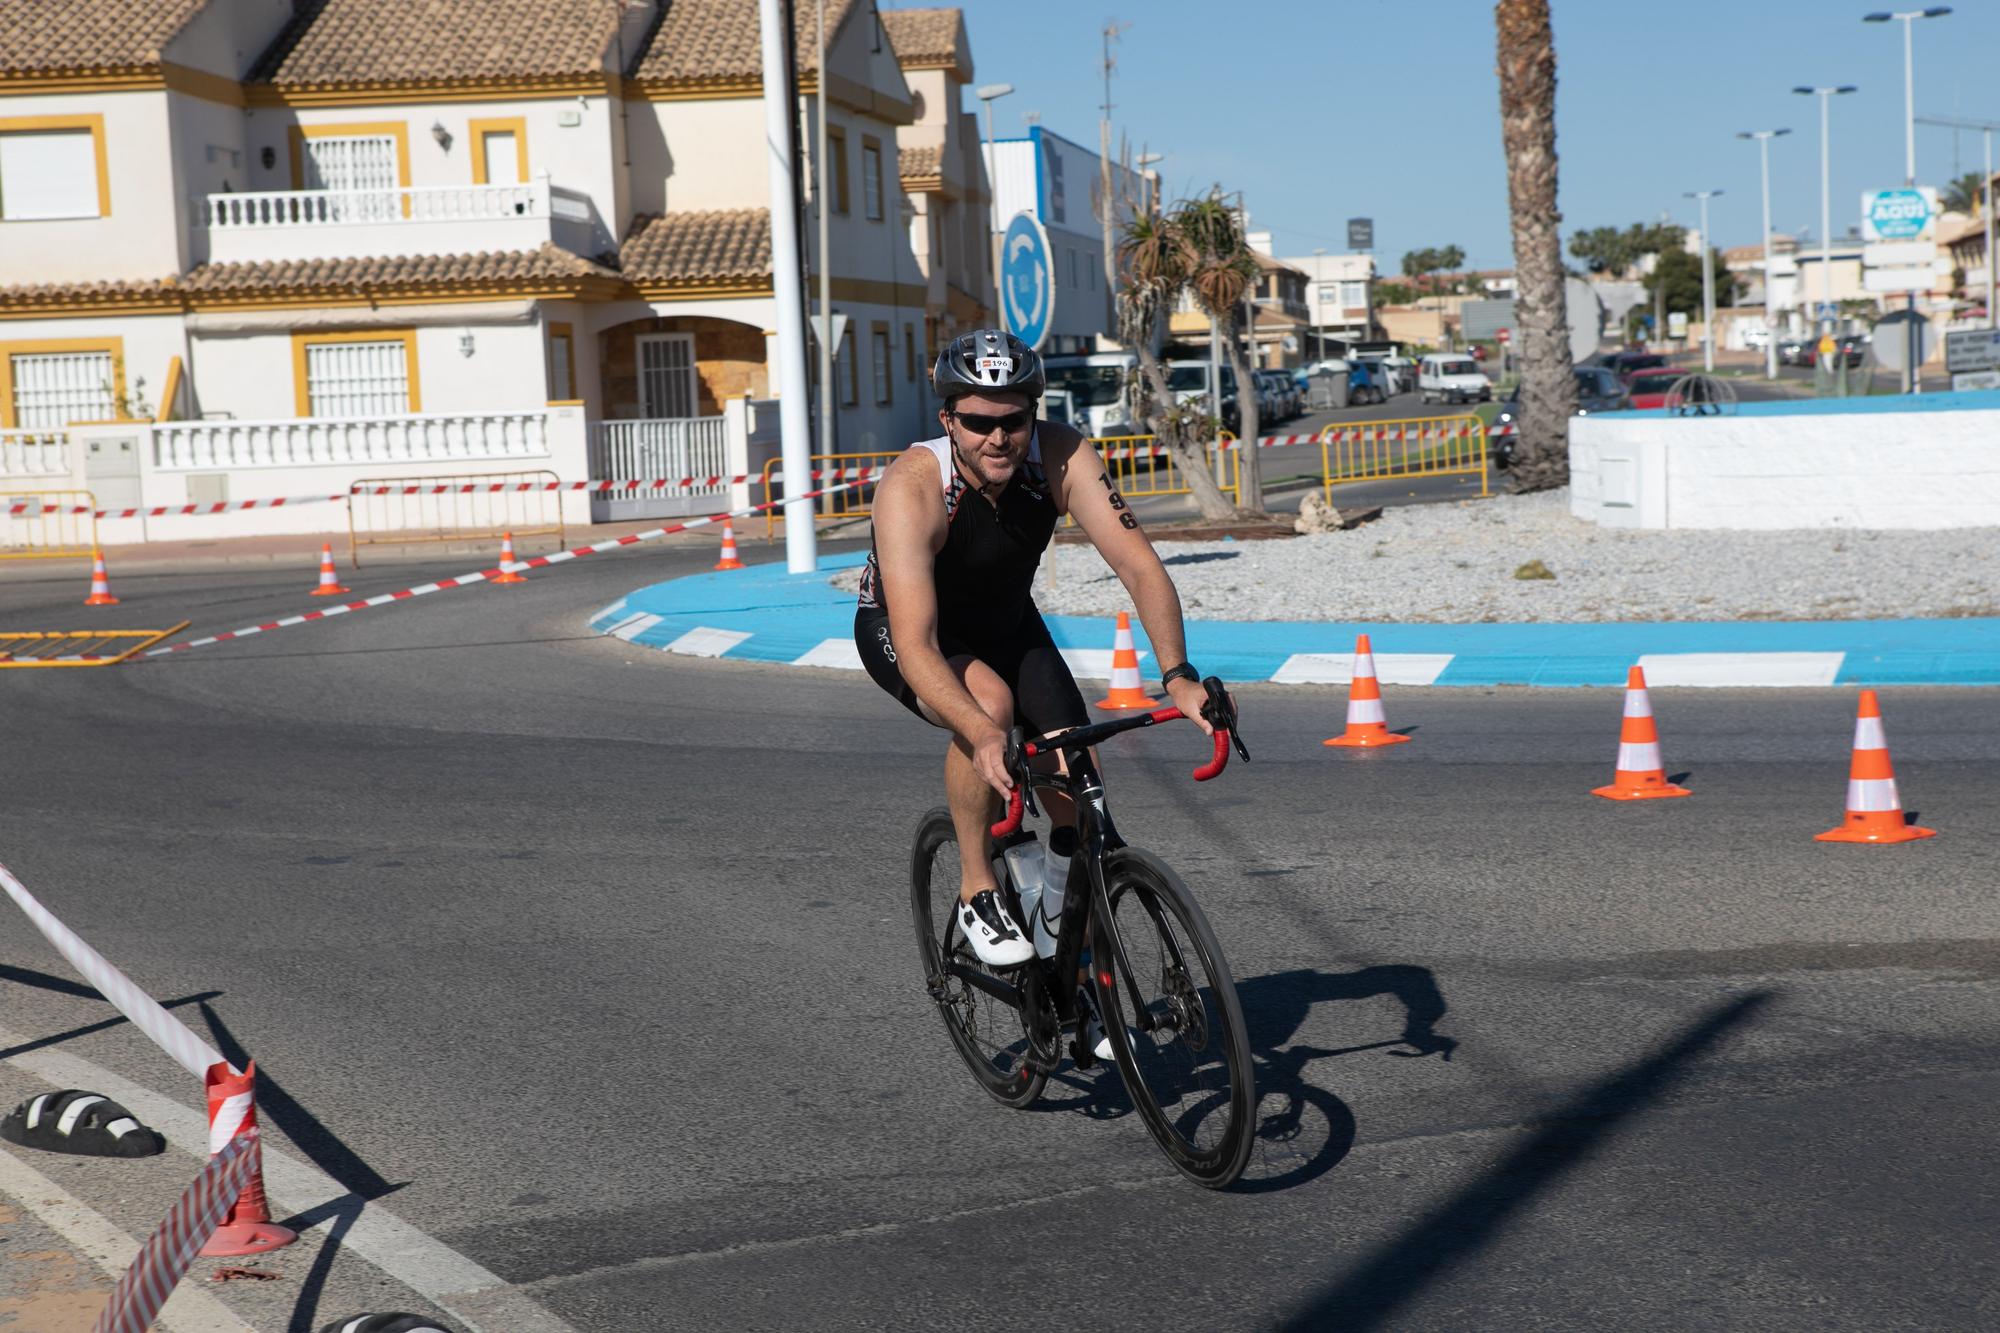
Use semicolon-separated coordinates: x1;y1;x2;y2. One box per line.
7;468;888;520
141;476;878;658
0;858;229;1080
92;1132;259;1333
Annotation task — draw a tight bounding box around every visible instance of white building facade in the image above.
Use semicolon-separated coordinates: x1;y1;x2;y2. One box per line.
0;0;972;541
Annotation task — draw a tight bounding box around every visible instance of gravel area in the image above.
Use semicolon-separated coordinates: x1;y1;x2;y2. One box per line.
833;489;1998;622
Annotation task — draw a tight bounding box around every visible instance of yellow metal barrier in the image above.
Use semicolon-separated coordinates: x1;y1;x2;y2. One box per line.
1316;415;1489;500
347;470;565;567
761;452;900;537
0;621;188;668
1;489;98;561
1065;435;1240;526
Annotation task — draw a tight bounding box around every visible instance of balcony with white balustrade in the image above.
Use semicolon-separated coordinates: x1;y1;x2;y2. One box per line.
196;175;610;265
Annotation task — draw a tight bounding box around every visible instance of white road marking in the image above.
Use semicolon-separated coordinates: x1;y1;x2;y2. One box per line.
792;638;863;669
1635;652;1845;687
607;613;663;644
0;1028;578;1333
1058;647;1146;680
0;1142;257;1332
1270;652;1456;686
664;626;752;657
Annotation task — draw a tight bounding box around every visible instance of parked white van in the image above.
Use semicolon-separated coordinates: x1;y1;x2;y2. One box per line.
1043;353;1140;438
1418;354;1491;405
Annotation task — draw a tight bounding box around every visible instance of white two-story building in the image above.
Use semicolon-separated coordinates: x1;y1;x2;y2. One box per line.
0;0;982;539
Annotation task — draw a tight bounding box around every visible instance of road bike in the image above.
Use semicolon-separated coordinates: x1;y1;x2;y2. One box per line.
910;679;1256;1188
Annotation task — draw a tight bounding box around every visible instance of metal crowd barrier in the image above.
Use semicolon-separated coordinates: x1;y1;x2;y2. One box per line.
346;469;565;567
1316;415;1489;499
0;488;98;560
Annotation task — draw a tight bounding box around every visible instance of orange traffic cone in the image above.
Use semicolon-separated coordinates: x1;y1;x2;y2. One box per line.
1324;634;1410;747
713;521;745;571
1816;690;1936;844
1591;666;1690;799
308;542;349;596
199;1061;296;1257
1095;611;1157;710
83;549;118;606
491;532;527;584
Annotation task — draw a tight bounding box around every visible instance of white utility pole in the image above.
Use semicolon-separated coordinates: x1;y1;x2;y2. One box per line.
1099;22;1128;340
1683;190;1724;371
759;0;815;572
975;83;1013;299
1866;8;1952;394
1738;128;1791;379
816;0;833;461
1794;85;1857;334
1917;114;1999;330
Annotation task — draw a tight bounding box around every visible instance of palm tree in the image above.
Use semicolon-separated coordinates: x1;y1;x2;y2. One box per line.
1494;0;1577;492
1942;171;1986;217
1175;194;1264;510
1116;205;1245;521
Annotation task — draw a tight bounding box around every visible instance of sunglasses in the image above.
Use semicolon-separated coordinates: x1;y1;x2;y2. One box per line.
951;409;1033;436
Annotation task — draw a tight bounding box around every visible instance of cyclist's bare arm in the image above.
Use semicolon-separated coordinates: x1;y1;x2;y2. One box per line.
874;455;1016;792
1043;422;1213;732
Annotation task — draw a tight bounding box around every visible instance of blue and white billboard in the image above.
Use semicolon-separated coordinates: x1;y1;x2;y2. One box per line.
999;211;1054;351
1861;187;1937;244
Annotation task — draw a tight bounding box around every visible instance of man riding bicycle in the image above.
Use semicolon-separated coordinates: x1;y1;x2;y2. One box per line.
854;329;1219;1039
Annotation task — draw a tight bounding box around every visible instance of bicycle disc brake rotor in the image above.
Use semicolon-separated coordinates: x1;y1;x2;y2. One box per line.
1162;964;1209;1053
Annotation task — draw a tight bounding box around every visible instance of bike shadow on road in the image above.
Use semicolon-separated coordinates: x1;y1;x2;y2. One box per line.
1024;964;1457;1193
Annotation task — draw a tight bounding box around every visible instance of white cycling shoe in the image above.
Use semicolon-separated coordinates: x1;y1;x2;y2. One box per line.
958;890;1034;968
1076;983;1138;1063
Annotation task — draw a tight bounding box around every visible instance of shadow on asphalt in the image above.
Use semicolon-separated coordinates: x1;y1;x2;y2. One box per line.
0;962;223;1062
134;633;606;666
1275;990;1773;1331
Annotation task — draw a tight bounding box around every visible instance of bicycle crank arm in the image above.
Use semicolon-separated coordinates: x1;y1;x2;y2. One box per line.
942;962;1024;1011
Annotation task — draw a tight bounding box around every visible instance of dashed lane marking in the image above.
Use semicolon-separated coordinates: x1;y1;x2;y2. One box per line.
1635;652;1846;688
791;638;862;669
665;626;752;657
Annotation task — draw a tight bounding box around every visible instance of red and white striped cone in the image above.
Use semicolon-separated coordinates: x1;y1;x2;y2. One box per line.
1324;634;1410;747
1095;611;1157;710
1591;666;1691;799
309;542;350;596
83;548;119;606
94;1132;260;1333
1815;689;1936;844
491;531;527;585
713;521;745;571
199;1062;296;1256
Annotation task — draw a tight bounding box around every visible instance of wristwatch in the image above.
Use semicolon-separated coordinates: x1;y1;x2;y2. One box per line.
1160;662;1200;690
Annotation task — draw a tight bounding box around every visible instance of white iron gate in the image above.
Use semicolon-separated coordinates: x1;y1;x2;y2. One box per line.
590;417;729;520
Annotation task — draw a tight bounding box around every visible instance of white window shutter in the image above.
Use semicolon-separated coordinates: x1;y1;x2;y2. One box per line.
0;131;99;220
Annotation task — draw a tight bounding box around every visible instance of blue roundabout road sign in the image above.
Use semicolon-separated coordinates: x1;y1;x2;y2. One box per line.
999;211;1054;351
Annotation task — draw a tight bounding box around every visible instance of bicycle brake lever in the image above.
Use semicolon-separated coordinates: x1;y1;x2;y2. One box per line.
1199;677;1249;762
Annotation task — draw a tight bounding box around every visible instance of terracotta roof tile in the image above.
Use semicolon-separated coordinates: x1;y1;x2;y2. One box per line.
180;244;615;294
0;275;177;310
0;0;208;75
898;144;942;180
619;209;770;284
254;0;623;86
880;8;961;66
634;0;859;83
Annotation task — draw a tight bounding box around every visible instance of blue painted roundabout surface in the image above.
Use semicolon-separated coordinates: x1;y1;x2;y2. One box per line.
591;552;2000;689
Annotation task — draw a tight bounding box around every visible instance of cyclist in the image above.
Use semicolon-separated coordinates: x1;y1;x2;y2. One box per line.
854;329;1217;998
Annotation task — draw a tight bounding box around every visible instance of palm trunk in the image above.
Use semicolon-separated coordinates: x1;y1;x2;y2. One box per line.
1221;312;1264;510
1133;337;1240;521
1495;0;1578;492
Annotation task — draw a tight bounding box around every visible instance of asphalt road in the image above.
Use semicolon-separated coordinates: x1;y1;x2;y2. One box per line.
2;551;1998;1331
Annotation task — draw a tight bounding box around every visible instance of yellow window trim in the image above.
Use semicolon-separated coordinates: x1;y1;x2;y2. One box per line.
0;114;112;218
546;320;576;401
467;117;530;185
290;328;421;418
545;399;586;407
0;336;127;429
287;121;413;191
156;354;184;422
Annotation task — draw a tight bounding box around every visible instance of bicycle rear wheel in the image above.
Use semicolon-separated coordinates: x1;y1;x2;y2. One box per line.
909;809;1047;1108
1093;847;1254;1187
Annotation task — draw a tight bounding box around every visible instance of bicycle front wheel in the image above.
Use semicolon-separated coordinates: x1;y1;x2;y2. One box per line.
1094;847;1254;1187
909;809;1047;1108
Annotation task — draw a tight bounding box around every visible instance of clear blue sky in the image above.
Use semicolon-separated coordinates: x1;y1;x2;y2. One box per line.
889;0;2000;269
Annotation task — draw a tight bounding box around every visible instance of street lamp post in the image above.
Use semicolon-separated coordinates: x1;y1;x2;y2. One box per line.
1793;85;1857;336
1863;8;1951;186
1916;115;2000;331
975;83;1014;307
1737;128;1792;379
1683;190;1724;371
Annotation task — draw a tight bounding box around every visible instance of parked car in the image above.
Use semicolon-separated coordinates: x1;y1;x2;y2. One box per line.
1165;360;1240;434
1623;367;1686;410
1418;353;1491;404
1493;366;1631;467
1043;352;1139;438
1258;369;1300;419
1776;337;1812;367
1599;349;1669;376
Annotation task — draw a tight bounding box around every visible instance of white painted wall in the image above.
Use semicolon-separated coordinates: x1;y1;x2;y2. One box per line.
1570;409;2000;530
417;322;550;411
630;98;771;216
0;90;180;283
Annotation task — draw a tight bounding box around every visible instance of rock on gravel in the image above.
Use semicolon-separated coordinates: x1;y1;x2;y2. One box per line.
1000;489;1995;623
